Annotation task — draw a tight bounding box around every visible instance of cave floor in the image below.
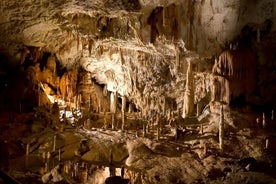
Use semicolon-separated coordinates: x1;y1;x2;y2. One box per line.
0;111;276;184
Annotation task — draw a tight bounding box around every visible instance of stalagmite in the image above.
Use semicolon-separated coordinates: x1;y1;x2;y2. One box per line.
262;113;266;128
143;124;146;137
200;124;203;135
265;138;269;149
271;110;274;120
26;143;30;156
219;105;224;150
103;85;108;97
20;47;30;65
157;126;160;140
197;103;200;117
146;123;150;133
110;92;117;130
121;96;126;130
256;117;260;128
182;60;194;118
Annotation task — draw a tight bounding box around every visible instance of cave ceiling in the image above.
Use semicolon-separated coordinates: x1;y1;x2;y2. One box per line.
0;0;276;110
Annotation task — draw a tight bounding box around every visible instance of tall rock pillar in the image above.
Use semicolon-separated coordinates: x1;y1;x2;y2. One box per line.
182;60;194;118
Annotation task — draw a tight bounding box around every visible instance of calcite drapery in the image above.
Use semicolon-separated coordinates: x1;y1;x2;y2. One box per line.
211;48;257;104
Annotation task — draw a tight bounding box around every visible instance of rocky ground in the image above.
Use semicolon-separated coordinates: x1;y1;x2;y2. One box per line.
0;106;276;184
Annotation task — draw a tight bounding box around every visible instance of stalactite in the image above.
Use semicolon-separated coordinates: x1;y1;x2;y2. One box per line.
88;39;93;56
81;37;86;54
219;105;224;150
162;6;166;27
119;48;125;65
79;94;82;109
128;103;133;113
103;85;108;97
20;47;30;65
77;31;80;51
212;49;257;104
175;45;180;74
74;95;77;109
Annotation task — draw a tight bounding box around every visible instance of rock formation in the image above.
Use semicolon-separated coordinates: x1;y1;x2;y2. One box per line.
211;48;257;105
0;0;276;183
182;60;195;118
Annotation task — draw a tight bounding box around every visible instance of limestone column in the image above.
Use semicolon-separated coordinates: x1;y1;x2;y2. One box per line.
121;96;126;130
110;92;117;130
219;105;224;150
182;60;194;118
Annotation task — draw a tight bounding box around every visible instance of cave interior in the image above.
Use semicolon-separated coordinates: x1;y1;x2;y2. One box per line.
0;0;276;183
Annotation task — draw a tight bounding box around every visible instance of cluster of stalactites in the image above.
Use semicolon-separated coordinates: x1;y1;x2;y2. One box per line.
211;49;257;104
212;50;246;80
